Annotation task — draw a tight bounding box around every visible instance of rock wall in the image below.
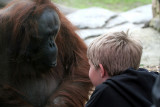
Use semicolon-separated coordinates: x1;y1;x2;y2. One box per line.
150;0;160;31
0;1;159;70
65;5;160;69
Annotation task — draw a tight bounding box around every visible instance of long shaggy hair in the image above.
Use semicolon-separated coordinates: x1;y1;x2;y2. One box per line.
0;0;92;106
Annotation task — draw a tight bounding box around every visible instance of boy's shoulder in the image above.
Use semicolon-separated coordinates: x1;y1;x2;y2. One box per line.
101;68;159;97
86;68;159;107
107;68;159;82
85;83;114;107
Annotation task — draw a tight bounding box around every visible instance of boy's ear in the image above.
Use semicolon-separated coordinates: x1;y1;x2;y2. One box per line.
99;64;106;78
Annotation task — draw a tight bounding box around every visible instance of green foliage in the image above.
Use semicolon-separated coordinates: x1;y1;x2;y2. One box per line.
52;0;151;11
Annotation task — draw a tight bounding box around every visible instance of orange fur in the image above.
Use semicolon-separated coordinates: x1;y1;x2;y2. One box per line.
0;0;92;106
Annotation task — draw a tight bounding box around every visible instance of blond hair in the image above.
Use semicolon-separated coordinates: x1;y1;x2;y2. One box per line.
87;31;143;76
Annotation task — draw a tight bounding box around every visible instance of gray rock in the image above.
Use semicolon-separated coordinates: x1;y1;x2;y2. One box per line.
84;37;98;46
107;22;144;32
54;3;78;15
67;7;117;29
120;4;152;24
70;4;159;66
78;23;143;40
127;28;160;66
83;28;160;66
76;29;108;40
150;16;160;31
105;15;128;28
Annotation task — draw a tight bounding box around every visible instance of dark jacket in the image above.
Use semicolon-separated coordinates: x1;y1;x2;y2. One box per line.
152;75;160;107
85;68;159;107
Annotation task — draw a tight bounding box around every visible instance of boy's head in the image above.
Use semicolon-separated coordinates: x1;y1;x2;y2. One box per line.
87;31;143;86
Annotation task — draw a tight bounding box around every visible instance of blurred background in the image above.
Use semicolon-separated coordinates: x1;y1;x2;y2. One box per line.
51;0;160;71
0;0;160;71
52;0;151;12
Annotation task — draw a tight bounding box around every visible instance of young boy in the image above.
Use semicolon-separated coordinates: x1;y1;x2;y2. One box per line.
85;31;159;107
